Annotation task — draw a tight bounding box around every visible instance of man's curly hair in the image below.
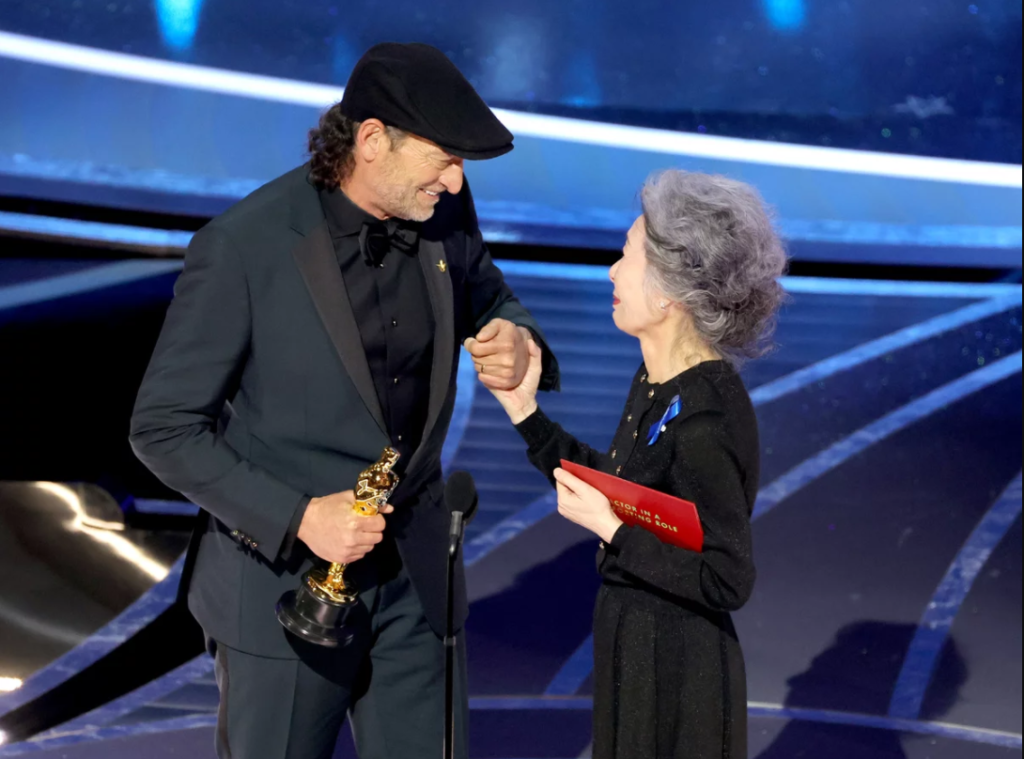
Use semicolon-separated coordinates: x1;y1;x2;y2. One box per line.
307;103;404;189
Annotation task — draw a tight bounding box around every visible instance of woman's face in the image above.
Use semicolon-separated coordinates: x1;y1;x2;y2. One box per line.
609;216;664;337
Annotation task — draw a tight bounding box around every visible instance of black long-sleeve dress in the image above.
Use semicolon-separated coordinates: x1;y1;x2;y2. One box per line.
515;360;758;759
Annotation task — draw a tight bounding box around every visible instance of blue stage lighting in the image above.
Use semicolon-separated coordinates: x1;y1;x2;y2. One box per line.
156;0;203;52
764;0;806;31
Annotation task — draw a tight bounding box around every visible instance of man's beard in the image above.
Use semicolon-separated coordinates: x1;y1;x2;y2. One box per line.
379;184;435;222
376;158;436;222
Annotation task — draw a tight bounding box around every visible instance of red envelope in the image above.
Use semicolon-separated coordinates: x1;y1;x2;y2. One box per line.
560;459;704;552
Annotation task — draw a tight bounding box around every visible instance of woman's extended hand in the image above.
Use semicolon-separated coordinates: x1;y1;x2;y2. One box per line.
553;467;624;543
477;334;543;424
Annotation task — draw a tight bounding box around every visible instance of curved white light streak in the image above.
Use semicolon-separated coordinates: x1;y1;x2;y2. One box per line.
34;482;169;581
0;30;344;105
0;31;1019;188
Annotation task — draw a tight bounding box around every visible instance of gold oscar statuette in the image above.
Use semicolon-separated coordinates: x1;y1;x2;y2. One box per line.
275;447;400;647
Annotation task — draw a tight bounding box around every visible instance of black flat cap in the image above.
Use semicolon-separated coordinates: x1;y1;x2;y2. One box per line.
340;42;514;160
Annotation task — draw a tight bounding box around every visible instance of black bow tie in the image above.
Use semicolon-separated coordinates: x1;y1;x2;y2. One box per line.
359;219;419;267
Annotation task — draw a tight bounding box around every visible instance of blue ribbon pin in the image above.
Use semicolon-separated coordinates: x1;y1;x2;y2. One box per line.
647;395;683;446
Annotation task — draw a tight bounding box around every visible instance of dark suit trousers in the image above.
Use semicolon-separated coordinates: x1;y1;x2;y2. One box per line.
207;539;468;759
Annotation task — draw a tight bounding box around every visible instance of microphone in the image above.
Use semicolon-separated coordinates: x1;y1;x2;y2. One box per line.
442;471;477;759
444;471;478;556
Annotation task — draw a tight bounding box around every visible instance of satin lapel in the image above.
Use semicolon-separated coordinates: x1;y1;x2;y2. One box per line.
406;238;455;473
291;220;387;436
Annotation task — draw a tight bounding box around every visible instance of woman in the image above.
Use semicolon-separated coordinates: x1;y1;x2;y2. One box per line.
482;170;787;758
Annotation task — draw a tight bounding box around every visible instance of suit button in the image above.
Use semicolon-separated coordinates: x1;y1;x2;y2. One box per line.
616;466;622;475
393;377;399;385
392;319;398;327
611;450;617;459
251;542;259;549
231;530;239;537
648;389;655;399
633;431;638;439
627;415;632;422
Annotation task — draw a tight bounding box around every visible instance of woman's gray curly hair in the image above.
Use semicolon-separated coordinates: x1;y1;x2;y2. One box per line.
641;170;788;363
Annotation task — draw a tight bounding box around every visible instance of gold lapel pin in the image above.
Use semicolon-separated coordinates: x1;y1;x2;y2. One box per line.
437;260;447;273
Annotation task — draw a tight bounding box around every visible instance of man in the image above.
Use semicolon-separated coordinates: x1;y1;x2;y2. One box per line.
130;42;559;759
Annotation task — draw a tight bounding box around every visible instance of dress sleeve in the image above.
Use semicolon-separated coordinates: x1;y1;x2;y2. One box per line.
515;408;609;487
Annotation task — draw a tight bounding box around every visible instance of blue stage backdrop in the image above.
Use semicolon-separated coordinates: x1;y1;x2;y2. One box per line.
0;1;1020;265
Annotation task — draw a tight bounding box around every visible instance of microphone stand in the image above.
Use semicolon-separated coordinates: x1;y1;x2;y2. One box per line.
444;511;465;759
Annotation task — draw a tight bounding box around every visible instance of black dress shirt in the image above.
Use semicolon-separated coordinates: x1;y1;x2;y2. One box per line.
319;187;435;470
